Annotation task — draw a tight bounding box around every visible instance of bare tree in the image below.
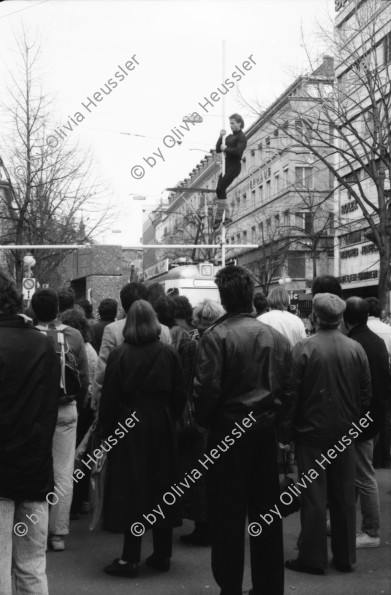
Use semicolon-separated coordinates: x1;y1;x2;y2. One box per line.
268;0;391;312
0;28;114;287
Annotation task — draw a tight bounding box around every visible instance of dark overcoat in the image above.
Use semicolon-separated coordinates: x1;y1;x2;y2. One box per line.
99;339;186;532
0;314;60;501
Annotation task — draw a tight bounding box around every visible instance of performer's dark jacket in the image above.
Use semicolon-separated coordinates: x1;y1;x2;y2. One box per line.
192;313;291;429
348;323;391;441
280;329;372;446
216;130;247;167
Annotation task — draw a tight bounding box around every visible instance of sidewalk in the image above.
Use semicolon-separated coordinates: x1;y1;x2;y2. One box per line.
46;469;391;595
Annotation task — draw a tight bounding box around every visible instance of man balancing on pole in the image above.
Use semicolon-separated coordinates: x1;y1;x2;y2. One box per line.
214;113;247;229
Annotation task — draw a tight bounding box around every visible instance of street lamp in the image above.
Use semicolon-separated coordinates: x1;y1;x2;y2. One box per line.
23;253;36;278
279;276;293;301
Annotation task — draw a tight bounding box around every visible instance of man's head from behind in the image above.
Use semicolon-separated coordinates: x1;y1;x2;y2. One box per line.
366;296;381;319
215;266;254;314
0;271;22;315
312;292;346;330
58;287;75;313
120;282;148;314
32;288;59;322
312;275;342;298
98;298;118;321
253;292;268;316
343;296;369;330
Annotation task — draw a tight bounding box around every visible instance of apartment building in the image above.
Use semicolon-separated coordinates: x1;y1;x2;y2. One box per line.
333;0;391;301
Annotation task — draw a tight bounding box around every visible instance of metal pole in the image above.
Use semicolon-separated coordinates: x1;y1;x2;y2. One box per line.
0;243;259;250
221;40;226;177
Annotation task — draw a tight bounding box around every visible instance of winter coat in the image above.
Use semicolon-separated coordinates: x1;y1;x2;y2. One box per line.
0;314;60;501
281;329;372;446
99;339;186;532
348;324;391;441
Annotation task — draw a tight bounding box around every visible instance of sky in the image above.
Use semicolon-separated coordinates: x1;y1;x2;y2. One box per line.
0;0;335;245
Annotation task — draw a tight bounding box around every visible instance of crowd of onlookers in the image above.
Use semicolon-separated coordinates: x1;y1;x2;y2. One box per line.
0;267;390;595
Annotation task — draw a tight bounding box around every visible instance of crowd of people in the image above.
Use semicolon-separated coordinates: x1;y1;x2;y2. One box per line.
0;267;390;595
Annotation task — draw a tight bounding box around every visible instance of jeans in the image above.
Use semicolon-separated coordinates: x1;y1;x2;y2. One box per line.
49;402;78;536
0;498;49;595
355;438;380;537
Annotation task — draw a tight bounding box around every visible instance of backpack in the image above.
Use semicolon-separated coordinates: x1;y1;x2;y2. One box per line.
37;323;82;402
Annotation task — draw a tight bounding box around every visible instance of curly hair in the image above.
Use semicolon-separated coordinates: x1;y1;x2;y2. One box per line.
0;271;22;315
215;265;254;314
173;295;193;325
60;307;91;343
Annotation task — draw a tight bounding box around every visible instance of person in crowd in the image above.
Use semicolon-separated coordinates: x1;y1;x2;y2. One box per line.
253;292;268;317
312;275;343;298
193;266;291;595
257;286;306;347
154;294;190;350
60;307;98;516
0;272;60;594
32;289;89;552
76;299;95;325
99;300;186;577
366;296;391;469
146;282;166;309
281;293;371;575
90;298;118;353
173;295;194;333
343;297;390;548
58;287;76;313
91;282;171;413
179;299;225;548
308;275;343;335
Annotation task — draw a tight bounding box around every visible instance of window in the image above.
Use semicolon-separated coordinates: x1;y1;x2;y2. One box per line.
243;230;247;242
304;212;312;234
231;236;235;244
275;172;280;194
295;118;311;142
266;179;271;199
266;218;271;237
237;233;241;243
283;209;290;227
258;222;264;238
295;167;314;189
288;252;305;278
251;226;256;242
259;185;264;202
275;214;280;229
327;212;335;235
283;167;289;189
362;111;374;139
384;32;391;64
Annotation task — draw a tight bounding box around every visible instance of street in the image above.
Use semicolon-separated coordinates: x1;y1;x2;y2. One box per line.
46;469;391;595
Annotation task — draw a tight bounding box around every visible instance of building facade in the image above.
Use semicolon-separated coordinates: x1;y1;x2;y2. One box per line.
333;0;391;301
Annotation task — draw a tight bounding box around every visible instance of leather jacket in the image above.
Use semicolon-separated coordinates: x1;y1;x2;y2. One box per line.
280;329;372;446
193;313;292;429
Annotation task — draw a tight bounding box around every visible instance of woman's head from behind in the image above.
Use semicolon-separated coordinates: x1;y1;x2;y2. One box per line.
123;299;161;345
193;299;225;335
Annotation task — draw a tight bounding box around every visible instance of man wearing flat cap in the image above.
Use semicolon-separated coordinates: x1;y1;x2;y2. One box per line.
281;293;371;575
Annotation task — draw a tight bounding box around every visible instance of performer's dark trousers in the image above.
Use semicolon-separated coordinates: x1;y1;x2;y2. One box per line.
206;425;283;595
122;528;172;563
216;162;241;200
296;441;356;570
